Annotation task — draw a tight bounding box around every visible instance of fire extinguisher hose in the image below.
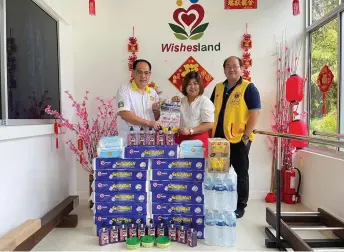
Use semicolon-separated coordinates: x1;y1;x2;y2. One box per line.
293;167;302;196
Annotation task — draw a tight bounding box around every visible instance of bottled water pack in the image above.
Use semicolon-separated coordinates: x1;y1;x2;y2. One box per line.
204;166;237;247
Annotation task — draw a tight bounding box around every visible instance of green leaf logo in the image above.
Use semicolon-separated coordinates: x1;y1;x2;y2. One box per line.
190;23;209;36
168;22;209;40
168;23;188;37
190;32;204;40
174;33;188;40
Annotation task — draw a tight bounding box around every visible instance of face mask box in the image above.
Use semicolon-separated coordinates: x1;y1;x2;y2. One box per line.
95;170;147;181
152;203;204;215
93;158;148;170
151;170;204;182
94;202;147;215
124;145;178;159
151;192;204;204
151;158;205;170
93;192;147;203
93;181;147;193
153;215;205;227
150;181;203;194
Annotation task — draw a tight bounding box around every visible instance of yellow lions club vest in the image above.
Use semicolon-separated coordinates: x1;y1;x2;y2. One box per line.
212;79;255;143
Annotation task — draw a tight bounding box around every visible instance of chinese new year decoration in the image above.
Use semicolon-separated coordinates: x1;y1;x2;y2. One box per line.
128;26;139;82
54;120;61;149
241;24;252;81
224;0;257;9
89;0;96;16
286;74;304;103
168;56;214;92
317;64;334;114
293;0;300;16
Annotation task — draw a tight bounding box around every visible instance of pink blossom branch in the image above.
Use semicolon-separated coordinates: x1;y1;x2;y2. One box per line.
45;90;119;174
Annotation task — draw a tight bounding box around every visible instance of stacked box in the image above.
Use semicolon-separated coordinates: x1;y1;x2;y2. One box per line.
150;158;205;239
207;138;230;173
92;158;149;235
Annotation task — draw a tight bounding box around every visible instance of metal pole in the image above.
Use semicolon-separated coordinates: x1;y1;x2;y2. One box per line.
312;130;344;139
276;137;282;247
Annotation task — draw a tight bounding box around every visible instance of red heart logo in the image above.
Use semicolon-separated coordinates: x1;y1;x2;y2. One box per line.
173;4;205;31
181;13;196;26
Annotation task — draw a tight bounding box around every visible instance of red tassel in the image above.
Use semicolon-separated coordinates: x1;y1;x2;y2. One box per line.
54;120;60;149
322;92;327;114
293;0;300;16
89;0;96;16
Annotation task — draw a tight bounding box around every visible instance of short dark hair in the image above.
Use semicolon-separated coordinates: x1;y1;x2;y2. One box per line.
133;59;152;71
223;56;243;69
181;71;204;96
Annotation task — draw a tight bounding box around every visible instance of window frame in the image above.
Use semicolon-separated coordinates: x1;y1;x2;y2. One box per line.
306;0;344;153
0;0;62;126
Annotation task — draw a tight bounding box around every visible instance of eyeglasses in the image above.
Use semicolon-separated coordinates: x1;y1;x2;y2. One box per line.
136;70;151;76
225;65;240;70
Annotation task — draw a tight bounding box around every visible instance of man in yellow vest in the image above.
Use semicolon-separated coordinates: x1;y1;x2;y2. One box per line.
210;56;261;218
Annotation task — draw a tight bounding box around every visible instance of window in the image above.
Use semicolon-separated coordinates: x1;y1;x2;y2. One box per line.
1;0;60;125
310;0;340;24
307;0;344;151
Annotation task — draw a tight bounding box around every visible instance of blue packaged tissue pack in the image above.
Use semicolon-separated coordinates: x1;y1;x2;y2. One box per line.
151;170;204;182
97;148;123;158
95;202;147;215
150;181;202;194
180;140;203;147
98;136;124;148
153;215;204;227
94;181;146;193
93;192;147;203
151;159;205;170
151;192;204;204
95;170;147;181
94;158;148;170
180;146;204;158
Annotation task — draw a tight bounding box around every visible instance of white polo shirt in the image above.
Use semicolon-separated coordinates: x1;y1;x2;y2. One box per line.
180;95;215;129
116;81;159;135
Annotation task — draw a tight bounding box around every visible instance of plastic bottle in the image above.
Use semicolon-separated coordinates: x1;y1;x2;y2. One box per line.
109;224;119;243
157;126;165;145
128;126;136;146
203;174;214;208
204;210;216;246
168;220;177;241
223;211;236;247
225;166;238;212
138;127;145;145
187;223;198;247
166;127;174;145
147;127;155;145
98;224;109;246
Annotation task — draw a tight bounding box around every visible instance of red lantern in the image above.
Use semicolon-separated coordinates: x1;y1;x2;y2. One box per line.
288;120;308;149
286;74;304;103
317;65;334;114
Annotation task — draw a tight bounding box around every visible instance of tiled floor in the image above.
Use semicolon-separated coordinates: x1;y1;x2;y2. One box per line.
32;199;335;251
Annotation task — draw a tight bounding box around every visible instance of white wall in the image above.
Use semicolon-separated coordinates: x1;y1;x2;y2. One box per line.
64;0;306;200
294;150;344;219
0;0;76;237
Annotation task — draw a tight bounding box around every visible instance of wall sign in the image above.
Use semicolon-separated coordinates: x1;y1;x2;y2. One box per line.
162;0;220;52
224;0;257;9
168;56;214;92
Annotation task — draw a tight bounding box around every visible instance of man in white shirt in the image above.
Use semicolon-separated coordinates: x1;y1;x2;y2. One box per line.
116;59;161;136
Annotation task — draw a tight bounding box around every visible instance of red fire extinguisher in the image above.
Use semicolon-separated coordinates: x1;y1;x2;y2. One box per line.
283;167;301;204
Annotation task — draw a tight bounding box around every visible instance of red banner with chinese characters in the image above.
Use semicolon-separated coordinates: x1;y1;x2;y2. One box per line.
168;56;214;92
224;0;257;9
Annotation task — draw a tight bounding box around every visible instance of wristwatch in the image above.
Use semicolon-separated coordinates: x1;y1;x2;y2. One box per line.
242;134;249;141
189;128;194;135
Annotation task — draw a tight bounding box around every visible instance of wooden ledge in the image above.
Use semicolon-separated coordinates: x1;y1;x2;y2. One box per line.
0;195;79;251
